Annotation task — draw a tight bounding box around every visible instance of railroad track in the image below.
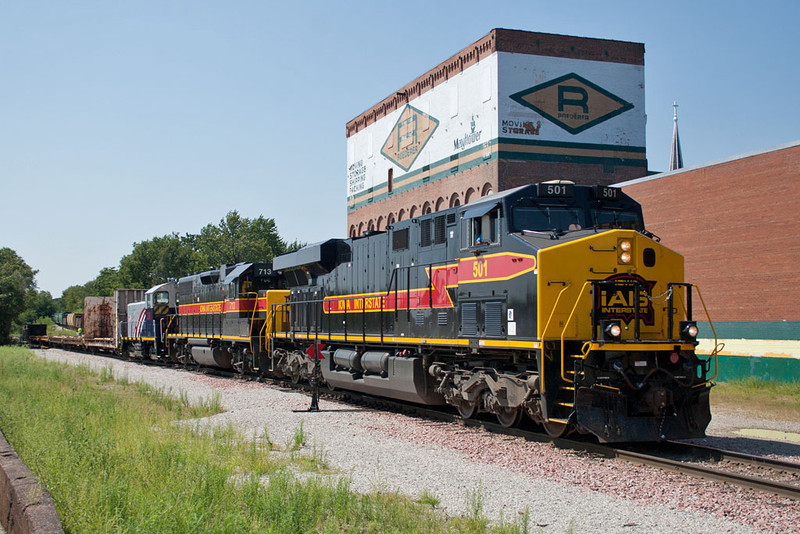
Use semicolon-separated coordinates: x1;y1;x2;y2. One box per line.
294;381;800;501
616;441;800;500
38;347;800;501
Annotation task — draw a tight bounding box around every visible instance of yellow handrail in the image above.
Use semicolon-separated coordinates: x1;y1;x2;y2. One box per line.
260;301;290;359
539;283;572;395
540;283;572;340
560;282;592;382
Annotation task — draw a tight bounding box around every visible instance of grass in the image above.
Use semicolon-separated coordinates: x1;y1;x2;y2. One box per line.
0;346;531;533
711;377;800;422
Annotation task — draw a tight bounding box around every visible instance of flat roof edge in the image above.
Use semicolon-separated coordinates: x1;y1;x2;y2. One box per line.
615;140;800;188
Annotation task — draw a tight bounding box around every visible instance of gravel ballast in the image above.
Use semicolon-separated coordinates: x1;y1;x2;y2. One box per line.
33;349;799;533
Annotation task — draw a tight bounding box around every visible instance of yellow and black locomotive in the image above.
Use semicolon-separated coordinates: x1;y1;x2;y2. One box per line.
269;181;715;442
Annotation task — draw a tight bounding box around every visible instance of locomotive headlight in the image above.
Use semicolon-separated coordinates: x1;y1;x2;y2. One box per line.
680;321;699;341
601;320;622;341
618;240;633;264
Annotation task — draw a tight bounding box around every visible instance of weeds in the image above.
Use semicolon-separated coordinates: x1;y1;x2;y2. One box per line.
0;347;524;533
712;378;800;421
260;424;274;451
415;490;440;508
290;420;307;450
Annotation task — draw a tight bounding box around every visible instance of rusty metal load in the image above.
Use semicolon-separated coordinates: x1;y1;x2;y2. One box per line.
81;289;146;352
83;297;115;340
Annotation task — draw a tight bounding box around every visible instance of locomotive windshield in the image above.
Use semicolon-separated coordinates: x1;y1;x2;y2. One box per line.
512;206;584;233
590;208;642;230
511;205;643;233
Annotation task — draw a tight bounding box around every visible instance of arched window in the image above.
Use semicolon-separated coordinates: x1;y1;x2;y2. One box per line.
349;225;356;238
464;187;476;205
376;216;384;231
435;197;445;212
358;222;364;236
481;183;494;196
410;206;418;219
387;213;396;226
422;202;432;215
449;193;461;207
367;219;375;232
398;209;406;221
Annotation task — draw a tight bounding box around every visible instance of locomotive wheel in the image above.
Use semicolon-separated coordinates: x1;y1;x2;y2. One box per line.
495;407;522;428
543;419;571;438
456;401;478;419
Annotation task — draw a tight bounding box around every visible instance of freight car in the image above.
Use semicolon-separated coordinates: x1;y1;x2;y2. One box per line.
39;290;145;352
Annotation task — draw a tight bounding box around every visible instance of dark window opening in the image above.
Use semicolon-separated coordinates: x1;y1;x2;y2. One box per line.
392;228;409;251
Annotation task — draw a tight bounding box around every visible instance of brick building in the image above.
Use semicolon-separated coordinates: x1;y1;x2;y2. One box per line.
346;28;648;237
618;141;800;380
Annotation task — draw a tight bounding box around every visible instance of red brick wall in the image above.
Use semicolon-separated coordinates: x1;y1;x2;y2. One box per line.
346;158;648;235
621;144;800;322
347;162;499;236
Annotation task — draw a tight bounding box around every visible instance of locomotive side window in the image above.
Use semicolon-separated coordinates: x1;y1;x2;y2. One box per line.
241;279;253;294
462;208;501;247
155;291;169;304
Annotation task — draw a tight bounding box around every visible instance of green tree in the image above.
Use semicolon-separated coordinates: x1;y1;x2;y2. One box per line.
90;267;125;296
0;247;37;344
119;233;198;288
60;284;93;313
19;290;56;325
196;211;287;267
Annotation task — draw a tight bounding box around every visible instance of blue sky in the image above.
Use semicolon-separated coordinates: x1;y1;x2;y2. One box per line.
2;1;798;296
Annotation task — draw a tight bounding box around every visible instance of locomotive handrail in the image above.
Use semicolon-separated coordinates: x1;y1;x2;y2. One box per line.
540;283;572;340
665;282;719;382
242;291;259;355
385;259;455;320
538;282;573;396
693;285;719;382
560;282;593;383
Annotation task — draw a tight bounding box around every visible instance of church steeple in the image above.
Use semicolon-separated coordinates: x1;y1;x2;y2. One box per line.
669;101;684;171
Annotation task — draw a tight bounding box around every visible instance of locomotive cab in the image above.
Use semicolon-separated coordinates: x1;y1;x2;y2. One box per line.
121;281;177;359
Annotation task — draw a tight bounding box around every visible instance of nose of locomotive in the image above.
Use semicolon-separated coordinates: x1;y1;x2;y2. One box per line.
536;230;685;341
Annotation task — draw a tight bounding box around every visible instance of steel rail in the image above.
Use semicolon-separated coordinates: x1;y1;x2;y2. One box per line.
664;441;800;475
612;447;800;500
